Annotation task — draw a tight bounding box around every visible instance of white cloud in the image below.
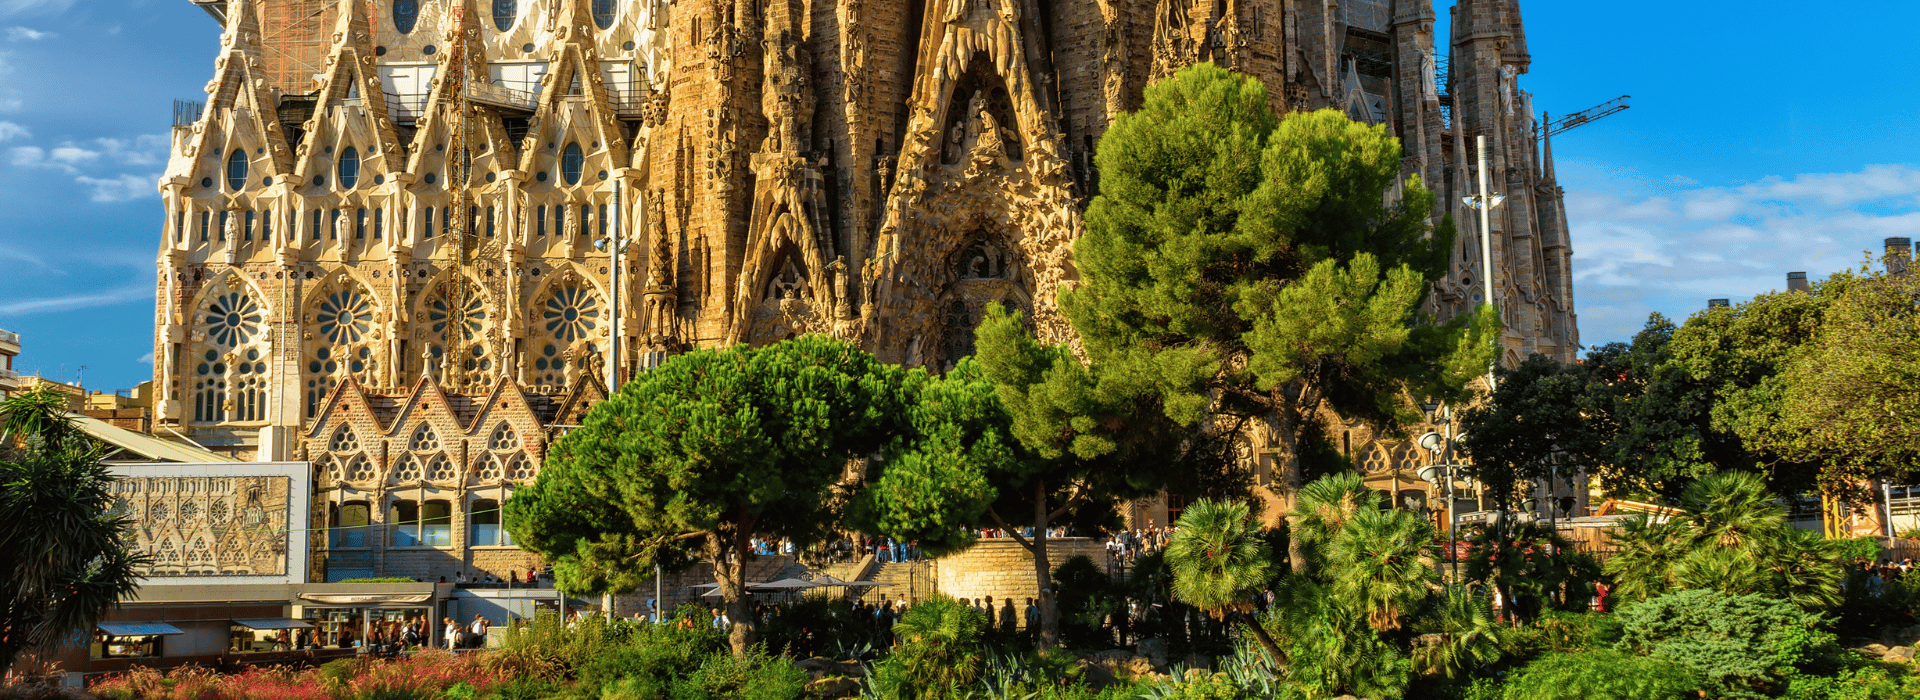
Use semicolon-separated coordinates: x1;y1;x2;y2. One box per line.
136;351;153;364
1567;163;1920;348
5;26;52;40
0;0;76;18
0;243;55;271
0;120;24;141
75;172;158;202
0;286;149;316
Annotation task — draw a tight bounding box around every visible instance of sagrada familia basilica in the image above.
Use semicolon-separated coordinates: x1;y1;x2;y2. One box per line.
155;0;1577;580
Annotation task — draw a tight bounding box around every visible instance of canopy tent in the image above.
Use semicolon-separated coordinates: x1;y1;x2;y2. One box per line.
98;622;184;637
233;618;315;630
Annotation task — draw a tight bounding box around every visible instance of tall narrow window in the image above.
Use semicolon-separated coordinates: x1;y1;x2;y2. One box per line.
554;205;565;237
486;205;496;238
393;0;419;34
536;205;547;237
312;209;322;241
591;0;616;29
243;210;255;240
226;149;248;191
578;204;590;238
200;211;210;242
372;208;383;239
218;211;229;241
492;0;516;31
441;206;451;237
262;212;272;242
355;208;367;239
597;203;607;240
561;142;584;185
330;208;341;239
423;206;435;239
175;211;185;243
338;147;360;190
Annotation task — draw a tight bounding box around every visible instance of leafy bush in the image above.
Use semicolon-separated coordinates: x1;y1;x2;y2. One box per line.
1617;589;1832;698
869;595;987;700
1498;650;1702;700
1262;579;1411;699
669;645;806;700
1782;659;1920;700
757;597;881;659
500;604;724;693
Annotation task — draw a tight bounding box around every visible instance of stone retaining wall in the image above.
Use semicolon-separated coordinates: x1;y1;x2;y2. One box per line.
932;538;1109;627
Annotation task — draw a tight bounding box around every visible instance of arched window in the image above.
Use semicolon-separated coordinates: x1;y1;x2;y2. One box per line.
505;453;535;482
389;500;419;546
328;427;359;454
470;499;510;545
409;426;440;452
345;454;375;481
422;500;453;546
542;284;601;342
226;149;248;191
488;425;519;451
476;454;504;482
394;454;423;483
591;0;616;29
426;454;456;481
492;0;516;31
561;143;584;185
192;348;227;423
393;0;419;34
332;501;370;548
338;147;360;190
230;347;267;422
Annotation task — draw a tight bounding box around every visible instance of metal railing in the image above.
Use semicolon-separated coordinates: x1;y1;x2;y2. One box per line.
384;91;433;125
466;81;540;112
173;100;204;127
608;92;648;118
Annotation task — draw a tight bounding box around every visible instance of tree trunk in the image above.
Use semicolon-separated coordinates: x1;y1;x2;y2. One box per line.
1032;479;1061;650
1239;610;1286;667
1274;404;1307;576
709;526;757;656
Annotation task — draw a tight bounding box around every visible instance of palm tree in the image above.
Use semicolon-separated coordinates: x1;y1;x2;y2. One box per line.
1165;499;1286;664
1288;472;1380;575
1682;471;1786;549
1324;507;1438;631
0;387;148;672
1413;586;1506;678
1603;513;1688;604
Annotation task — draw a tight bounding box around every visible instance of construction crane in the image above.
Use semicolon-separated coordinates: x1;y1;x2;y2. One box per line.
1539;95;1631;139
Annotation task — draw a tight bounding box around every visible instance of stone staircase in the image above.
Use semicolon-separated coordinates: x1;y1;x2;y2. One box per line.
857;560;932;604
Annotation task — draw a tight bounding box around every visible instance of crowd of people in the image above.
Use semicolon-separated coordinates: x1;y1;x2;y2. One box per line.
1105;523;1174;567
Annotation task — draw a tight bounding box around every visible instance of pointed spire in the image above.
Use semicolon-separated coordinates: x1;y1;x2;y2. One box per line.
1540;117;1558;185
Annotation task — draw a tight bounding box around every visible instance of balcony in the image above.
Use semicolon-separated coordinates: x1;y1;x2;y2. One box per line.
466;81;539;113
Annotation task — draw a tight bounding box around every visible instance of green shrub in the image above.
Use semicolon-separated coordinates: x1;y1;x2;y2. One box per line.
1498;650;1702;700
1617;589;1832;699
501;604;725;693
668;646;807;700
869;595;987;700
1783;660;1920;700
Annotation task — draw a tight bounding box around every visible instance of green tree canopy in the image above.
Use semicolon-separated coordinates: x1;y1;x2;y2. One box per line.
1164;499;1284;661
1061;62;1497;569
0;387;147;671
504;336;914;654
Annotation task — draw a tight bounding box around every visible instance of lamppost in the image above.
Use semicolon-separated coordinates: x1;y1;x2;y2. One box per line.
593;182;631;392
1418;401;1473;582
1461;134;1507;390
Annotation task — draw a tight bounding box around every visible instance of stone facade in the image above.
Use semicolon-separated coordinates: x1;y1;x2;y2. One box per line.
932;538;1108;624
158;0;1579;571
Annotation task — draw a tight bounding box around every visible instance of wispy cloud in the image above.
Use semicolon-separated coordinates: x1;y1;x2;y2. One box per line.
0;120;24;141
75;172;158;202
1567;163;1920;347
0;243;56;271
5;26;52;40
136;351;153;364
0;0;76;18
0;286;150;316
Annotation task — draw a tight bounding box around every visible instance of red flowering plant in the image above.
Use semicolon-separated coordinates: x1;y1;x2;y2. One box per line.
1462;519;1601;626
340;650;517;699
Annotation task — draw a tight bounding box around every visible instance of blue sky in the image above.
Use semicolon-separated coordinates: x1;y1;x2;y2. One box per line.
1;1;1917;393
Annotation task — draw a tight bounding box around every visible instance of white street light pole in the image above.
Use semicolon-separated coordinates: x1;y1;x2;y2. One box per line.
1462;134;1507;389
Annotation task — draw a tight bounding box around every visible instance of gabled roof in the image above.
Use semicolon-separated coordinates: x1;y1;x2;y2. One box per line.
69;413;238;464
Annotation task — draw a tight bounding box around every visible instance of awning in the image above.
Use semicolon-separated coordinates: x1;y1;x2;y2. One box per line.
233;618;314;630
299;593;434;605
98;622;185;636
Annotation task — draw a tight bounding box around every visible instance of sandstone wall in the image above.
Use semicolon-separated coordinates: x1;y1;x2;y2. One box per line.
932;538;1108;627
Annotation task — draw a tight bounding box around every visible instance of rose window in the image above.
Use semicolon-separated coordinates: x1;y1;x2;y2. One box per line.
180;502;200;521
151;503;171;521
542;285;601;343
476;455;503;482
488;425;519;451
427;454;456;481
346;454;375;481
209;499;228;523
205;292;263;347
316;290;374;344
395;455;423;482
505;453;535;481
429;286;488;342
410;426;440;452
329;428;360;453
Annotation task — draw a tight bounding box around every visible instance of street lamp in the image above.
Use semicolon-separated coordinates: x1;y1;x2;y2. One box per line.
593;182;631;393
1461;134;1506;390
1419;406;1474;583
